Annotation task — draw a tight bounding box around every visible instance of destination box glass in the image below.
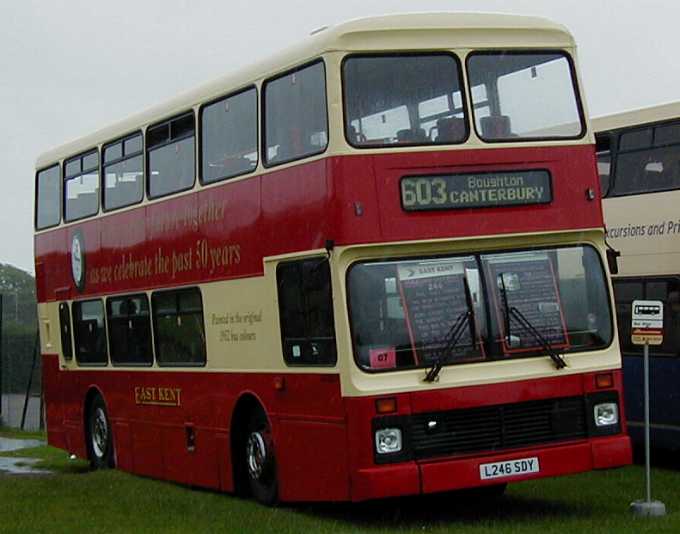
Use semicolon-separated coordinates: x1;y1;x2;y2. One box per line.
400;170;552;211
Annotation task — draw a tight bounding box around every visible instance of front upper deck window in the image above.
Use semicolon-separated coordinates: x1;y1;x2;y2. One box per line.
467;52;584;141
348;245;611;373
36;165;61;230
343;54;467;147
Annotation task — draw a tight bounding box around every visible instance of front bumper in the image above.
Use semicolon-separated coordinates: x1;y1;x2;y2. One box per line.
351;434;631;501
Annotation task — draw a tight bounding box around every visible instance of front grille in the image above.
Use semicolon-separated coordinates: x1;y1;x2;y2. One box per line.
409;396;587;460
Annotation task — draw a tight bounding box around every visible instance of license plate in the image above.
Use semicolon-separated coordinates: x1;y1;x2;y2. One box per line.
479;456;540;480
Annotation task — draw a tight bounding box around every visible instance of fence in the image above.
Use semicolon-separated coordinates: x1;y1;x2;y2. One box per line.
1;295;42;431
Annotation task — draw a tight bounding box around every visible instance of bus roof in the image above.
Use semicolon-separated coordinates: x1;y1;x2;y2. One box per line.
592;101;680;133
36;12;573;169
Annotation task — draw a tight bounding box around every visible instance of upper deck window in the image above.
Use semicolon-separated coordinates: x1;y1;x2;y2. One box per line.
263;61;328;166
64;149;99;222
596;133;612;197
343;54;467;147
610;121;680;196
201;87;258;183
147;112;195;198
36;165;60;229
467;52;584;141
103;132;144;210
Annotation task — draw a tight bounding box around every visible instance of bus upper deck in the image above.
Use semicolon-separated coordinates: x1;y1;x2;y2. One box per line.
35;13;601;304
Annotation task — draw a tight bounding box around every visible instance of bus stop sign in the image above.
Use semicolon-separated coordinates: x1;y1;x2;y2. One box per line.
631;300;664;346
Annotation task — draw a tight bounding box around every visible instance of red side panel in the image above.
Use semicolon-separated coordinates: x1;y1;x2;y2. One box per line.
42;363;347;499
276;419;349;501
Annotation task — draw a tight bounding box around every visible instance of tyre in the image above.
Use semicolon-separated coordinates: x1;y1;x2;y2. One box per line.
87;394;114;469
245;408;278;505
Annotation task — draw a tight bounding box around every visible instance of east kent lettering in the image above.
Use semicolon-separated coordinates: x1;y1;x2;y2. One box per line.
134;386;182;407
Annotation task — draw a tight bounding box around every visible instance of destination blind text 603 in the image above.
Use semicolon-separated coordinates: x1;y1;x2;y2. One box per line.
401;170;552;211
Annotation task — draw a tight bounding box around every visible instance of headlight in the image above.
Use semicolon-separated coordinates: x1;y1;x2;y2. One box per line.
594;402;619;427
375;428;402;454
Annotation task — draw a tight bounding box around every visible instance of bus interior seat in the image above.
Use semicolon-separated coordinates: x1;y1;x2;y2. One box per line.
70;193;98;218
480;115;512;139
108;181;140;206
347;125;359;144
396;128;428;143
435;117;465;143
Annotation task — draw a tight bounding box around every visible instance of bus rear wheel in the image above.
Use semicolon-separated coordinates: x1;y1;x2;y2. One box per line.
245;408;278;505
87;394;114;469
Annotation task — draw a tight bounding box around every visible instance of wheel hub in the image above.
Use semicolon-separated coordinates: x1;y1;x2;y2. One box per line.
246;431;267;479
92;407;108;458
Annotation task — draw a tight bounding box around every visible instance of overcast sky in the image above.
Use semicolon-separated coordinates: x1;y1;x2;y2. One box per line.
2;0;678;273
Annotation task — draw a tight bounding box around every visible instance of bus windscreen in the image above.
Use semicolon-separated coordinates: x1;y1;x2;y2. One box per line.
348;245;612;372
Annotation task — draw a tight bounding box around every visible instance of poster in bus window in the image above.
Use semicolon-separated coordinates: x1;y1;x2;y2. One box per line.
397;261;484;365
486;254;570;354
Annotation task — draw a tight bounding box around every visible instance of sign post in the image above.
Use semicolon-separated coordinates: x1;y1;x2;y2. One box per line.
629;300;666;517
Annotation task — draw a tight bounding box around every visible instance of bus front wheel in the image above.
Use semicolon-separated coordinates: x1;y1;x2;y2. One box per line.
87;394;114;469
245;408;278;505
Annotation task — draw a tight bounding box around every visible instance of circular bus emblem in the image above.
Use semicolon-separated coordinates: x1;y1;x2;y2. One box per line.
71;230;86;291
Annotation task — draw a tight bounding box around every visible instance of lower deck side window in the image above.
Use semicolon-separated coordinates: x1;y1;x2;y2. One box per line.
73;299;108;365
107;294;153;366
152;288;206;366
277;258;336;365
58;302;73;360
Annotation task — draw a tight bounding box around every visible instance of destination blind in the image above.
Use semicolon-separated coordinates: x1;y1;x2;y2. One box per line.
401;169;552;211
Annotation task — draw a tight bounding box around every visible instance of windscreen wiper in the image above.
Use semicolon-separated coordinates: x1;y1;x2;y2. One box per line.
509;306;567;369
498;272;566;369
423;310;472;382
423;277;476;383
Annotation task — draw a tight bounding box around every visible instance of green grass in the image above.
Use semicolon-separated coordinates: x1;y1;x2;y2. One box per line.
1;432;679;533
0;444;89;474
0;425;46;441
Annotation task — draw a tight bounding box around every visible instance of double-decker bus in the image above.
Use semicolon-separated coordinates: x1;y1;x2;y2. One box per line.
595;102;680;452
35;13;630;504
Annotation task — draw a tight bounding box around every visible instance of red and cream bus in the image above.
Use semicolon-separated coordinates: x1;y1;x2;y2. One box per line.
35;13;630;504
